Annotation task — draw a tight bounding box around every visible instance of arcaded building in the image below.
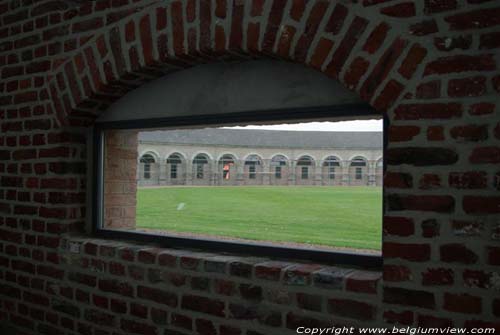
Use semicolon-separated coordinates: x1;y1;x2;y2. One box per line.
138;129;383;187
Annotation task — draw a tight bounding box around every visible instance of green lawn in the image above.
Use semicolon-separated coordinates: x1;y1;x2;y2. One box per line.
136;186;382;250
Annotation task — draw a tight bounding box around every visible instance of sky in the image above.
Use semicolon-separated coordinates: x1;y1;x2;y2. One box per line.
225;119;383;132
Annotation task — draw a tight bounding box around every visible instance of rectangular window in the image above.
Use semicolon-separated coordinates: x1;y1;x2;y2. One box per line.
301;166;308;179
170;164;177;179
356;167;362;180
249;165;256;179
275;166;282;179
329;166;335;179
94;110;383;267
196;164;204;179
144;164;151;179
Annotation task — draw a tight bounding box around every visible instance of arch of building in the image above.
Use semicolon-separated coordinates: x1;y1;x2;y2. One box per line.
138;149;383;187
1;0;498;333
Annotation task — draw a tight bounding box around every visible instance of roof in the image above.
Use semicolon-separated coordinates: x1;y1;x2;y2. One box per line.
139;128;382;149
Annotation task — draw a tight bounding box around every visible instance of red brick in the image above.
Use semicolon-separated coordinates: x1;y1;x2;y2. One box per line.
443;293;482;314
388;125;420;142
345;271;380;294
290;0;306;21
410;19;438;36
434;35;472;51
469;102;495;115
384;310;413;325
445;8;500;30
480;32;500;49
360;37;407;101
181;295;224;317
324;4;348;35
416;80;440;99
373;79;405;111
448;76;487;98
384;172;413;188
419;174;441;190
384;287;435;309
328;298;375;320
387;194;455;212
440;243;478;264
380;2;415;17
424;54;496;76
463;270;492;289
120;319;157;335
383;242;431;262
383;265;412;282
343;57;369;89
422;268;454;286
418;315;453;328
384;216;414;236
363;22;390;54
262;0;288;52
449;171;487;189
398;43;427;79
309;38;334;70
325;16;369;78
395;103;462;120
424;0;457;14
470;147;500;164
294;1;328;62
72;17;103;33
137;286;177;307
463;195;500;214
139;14;153;63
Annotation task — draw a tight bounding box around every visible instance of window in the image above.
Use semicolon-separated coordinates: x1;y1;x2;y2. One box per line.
249;165;256;179
93;60;383;267
245;154;261;180
301;166;309;179
193;154;209;179
323;156;340;180
170;165;178;179
140;154;155;179
167;153;182;179
297;155;313;180
329;167;335;179
271;155;287;180
356;167;362;180
219;154;235;180
275;166;282;179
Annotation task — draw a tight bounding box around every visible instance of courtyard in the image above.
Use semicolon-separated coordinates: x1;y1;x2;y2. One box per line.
136;186;382;251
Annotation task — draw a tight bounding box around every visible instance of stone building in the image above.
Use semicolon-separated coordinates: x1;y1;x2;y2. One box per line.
138;129;383;187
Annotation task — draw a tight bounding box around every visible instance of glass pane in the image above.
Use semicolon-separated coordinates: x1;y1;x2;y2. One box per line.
102;121;383;252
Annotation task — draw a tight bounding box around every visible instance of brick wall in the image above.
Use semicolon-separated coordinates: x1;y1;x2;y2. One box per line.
0;0;499;334
103;130;138;230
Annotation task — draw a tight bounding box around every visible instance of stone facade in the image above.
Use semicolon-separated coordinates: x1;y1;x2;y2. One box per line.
137;130;383;187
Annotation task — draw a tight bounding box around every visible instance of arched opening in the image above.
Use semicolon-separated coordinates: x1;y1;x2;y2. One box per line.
139;153;157;185
244;154;263;185
218;154;237;185
349;156;368;186
322;156;341;185
270;155;289;185
296;155;315;185
192;153;211;186
166;153;185;185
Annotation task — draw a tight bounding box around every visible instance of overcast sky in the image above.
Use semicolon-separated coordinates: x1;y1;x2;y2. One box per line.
225;119;383;132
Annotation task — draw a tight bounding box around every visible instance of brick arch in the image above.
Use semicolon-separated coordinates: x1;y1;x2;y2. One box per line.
47;0;422;127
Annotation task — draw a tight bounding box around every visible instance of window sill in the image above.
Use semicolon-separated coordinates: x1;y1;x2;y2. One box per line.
61;234;382;294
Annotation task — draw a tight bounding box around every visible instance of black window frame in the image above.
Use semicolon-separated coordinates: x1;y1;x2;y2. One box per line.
92;104;385;269
301;166;309;179
275;166;282;179
170;164;178;179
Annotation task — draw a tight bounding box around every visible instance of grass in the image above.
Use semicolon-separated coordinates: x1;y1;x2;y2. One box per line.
136;186;382;250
